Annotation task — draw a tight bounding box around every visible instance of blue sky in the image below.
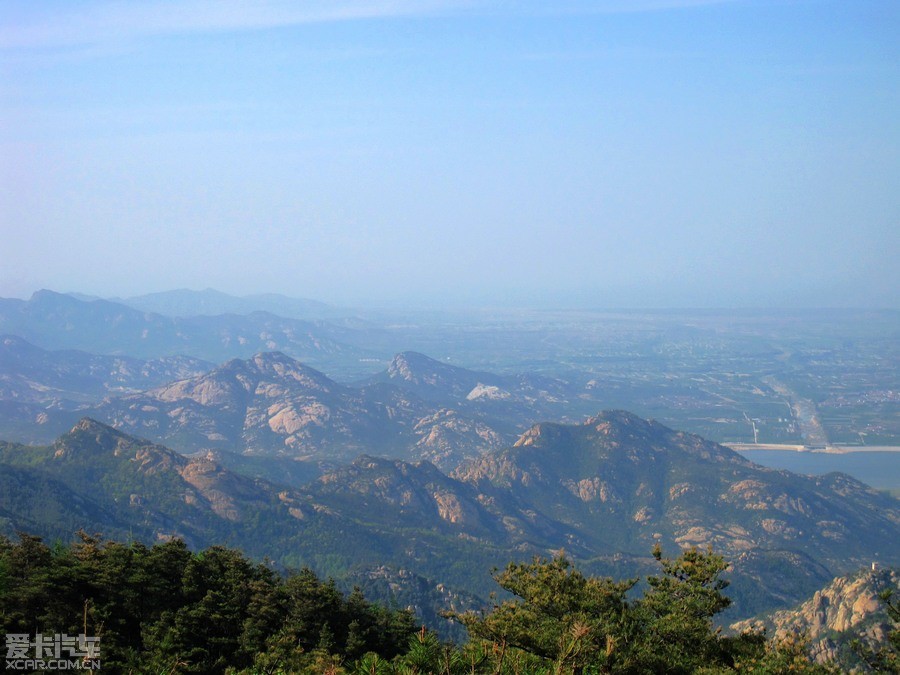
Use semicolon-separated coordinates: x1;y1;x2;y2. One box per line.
1;0;897;308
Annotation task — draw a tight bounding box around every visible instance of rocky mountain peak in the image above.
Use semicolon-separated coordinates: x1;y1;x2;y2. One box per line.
578;410;746;464
53;417;154;460
30;288;72;304
384;351;493;391
512;422;569;448
512;411;663;451
70;417;117;434
250;350;293;367
584;409;654;430
149;352;337;406
63;417;136;446
248;352;334;390
732;567;900;668
387;351;441;382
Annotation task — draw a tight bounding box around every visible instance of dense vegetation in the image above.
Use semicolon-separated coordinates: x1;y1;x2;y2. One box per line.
0;533;865;674
0;532;415;673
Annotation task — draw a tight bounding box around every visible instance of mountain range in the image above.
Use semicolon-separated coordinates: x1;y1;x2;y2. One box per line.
0;334;212;406
371;350;571;407
95;351;517;470
0;343;592;474
110;288;345;320
0;290;363;370
1;412;897;625
0;334;214;446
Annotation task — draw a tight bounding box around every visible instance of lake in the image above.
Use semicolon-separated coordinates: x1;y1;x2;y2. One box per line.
736;449;900;492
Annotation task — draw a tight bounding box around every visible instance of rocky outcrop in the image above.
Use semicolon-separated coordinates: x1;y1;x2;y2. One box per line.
732;567;899;669
96;352;513;467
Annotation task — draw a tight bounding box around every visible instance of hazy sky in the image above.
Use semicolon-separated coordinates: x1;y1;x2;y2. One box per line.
1;0;898;308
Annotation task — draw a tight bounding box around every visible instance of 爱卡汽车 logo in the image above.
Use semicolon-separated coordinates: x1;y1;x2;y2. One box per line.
5;633;101;670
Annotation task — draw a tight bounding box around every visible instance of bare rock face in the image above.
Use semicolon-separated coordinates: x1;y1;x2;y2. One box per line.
413;409;507;469
178;459;243;521
433;491;474;525
732;567;899;669
385;352;482;398
466;383;511;401
564;477;621;504
152;376;246;406
452;410;900;621
94;352;515;469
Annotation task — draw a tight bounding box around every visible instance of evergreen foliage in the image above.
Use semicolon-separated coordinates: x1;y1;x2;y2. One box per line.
0;532;415;673
0;533;843;673
452;545;836;674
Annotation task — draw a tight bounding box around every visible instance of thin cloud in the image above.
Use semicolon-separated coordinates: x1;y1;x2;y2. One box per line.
0;0;469;50
1;0;740;51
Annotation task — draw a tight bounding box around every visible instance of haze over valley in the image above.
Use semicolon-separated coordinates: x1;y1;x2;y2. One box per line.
2;1;898;671
0;289;897;637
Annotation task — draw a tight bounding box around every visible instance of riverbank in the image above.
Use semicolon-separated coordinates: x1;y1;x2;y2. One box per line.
725;443;900;454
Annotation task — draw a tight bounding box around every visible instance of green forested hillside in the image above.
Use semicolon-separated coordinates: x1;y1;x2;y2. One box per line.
1;413;898;630
1;535;857;674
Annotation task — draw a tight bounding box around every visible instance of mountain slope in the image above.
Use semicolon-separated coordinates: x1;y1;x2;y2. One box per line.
373;351;571;413
0;419;396;572
1;413;898;628
454;411;900;615
93;352;511;469
0;290;359;368
0;420;512;624
306;454;581;550
732;567;899;669
0;418;296;548
117;288;342;320
0;463;137;543
0;334;211;406
458;411;899;558
276;410;900;618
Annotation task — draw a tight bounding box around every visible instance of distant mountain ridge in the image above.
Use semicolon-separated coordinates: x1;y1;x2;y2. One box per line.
86;350;602;471
372;351;570;409
0;289;363;370
92;351;512;469
112;288;346;320
0;346;583;471
0;334;212;405
1;412;897;624
0;335;215;445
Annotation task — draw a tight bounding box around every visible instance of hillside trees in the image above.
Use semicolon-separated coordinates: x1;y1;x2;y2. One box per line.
0;532;842;673
454;546;837;674
0;532;416;673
